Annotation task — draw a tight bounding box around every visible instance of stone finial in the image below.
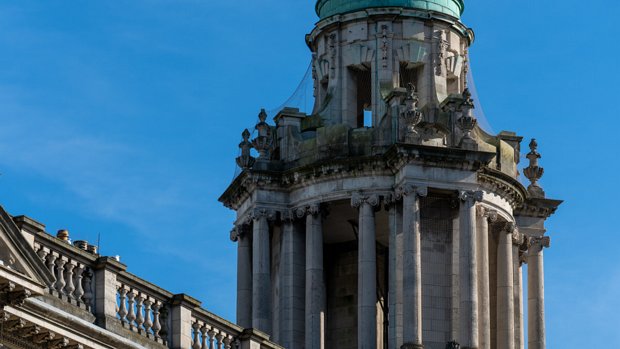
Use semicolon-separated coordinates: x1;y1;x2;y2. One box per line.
251;109;273;159
56;229;70;242
236;129;256;170
456;89;478;150
523;138;545;198
401;83;423;143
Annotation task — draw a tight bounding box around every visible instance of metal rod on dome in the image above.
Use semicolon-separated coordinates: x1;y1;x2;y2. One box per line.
466;54;494;134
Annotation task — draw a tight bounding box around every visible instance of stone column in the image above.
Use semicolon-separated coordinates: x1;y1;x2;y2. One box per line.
232;225;252;329
497;222;515;349
387;194;403;349
281;210;305;349
459;190;483;349
252;208;275;334
512;232;526;349
352;193;380;349
304;204;325;349
400;185;427;349
528;236;550;349
476;206;496;349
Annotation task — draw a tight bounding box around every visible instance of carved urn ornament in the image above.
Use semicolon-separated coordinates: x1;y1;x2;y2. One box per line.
236;129;256;169
401;83;423;143
523;138;545;197
251;109;273;159
456;89;478;149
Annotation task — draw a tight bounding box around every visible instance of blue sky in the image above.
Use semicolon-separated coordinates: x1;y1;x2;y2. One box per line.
0;0;617;347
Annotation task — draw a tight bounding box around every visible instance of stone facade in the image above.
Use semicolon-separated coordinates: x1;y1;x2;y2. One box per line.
220;1;562;349
0;212;284;349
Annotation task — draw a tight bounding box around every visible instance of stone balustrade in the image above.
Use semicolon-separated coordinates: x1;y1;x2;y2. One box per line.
27;229;283;349
33;233;97;312
190;309;240;349
116;275;170;345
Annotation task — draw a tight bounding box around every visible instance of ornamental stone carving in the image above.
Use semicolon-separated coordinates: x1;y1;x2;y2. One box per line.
456;89;478;150
351;192;380;208
395;184;428;200
251;109;274;160
251;207;277;221
401;83;423;143
236;129;255;170
523;138;545;198
502;221;516;234
476;206;498;222
529;236;551;252
459;189;483;203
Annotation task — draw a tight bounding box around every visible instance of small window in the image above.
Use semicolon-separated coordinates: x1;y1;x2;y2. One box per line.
363;109;372;127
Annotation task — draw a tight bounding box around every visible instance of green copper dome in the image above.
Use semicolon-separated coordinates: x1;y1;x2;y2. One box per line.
316;0;464;19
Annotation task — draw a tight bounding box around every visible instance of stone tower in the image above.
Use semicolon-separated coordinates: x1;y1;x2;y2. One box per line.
220;1;561;349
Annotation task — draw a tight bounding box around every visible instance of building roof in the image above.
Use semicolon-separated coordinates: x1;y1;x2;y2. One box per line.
315;0;465;19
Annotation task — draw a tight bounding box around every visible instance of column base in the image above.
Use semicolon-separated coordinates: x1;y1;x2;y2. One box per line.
401;343;423;349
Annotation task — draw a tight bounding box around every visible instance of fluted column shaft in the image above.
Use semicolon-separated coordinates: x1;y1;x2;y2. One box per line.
401;186;426;349
234;226;252;329
497;223;515;349
353;193;379;349
476;207;495;349
528;236;549;349
459;190;482;349
252;209;273;334
305;205;325;349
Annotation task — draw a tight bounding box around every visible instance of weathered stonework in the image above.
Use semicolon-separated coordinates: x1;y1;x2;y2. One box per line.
220;1;562;349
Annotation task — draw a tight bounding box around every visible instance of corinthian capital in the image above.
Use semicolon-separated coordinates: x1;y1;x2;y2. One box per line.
395;184;428;199
459;190;483;203
351;192;380;208
252;207;277;221
502;221;516;235
476;206;498;222
529;236;551;252
293;203;325;218
512;228;525;246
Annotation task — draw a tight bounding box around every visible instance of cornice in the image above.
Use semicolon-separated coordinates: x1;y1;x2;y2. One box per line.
477;167;527;209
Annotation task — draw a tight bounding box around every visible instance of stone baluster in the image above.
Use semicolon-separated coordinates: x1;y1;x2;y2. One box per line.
143;298;153;335
352;192;380;349
223;335;232;349
528;236;550;349
64;261;76;300
82;268;94;311
302;203;326;349
459;190;483;349
127;290;137;329
136;294;145;331
152;301;162;338
45;253;58;288
399;185;427;349
200;325;208;349
215;332;223;349
54;258;67;297
118;287;129;323
476;206;496;349
497;222;515;349
74;265;85;305
251;208;275;334
208;328;216;349
192;322;202;349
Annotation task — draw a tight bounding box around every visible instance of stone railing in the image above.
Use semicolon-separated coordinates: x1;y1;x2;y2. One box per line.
27;228;283;349
33;232;97;312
